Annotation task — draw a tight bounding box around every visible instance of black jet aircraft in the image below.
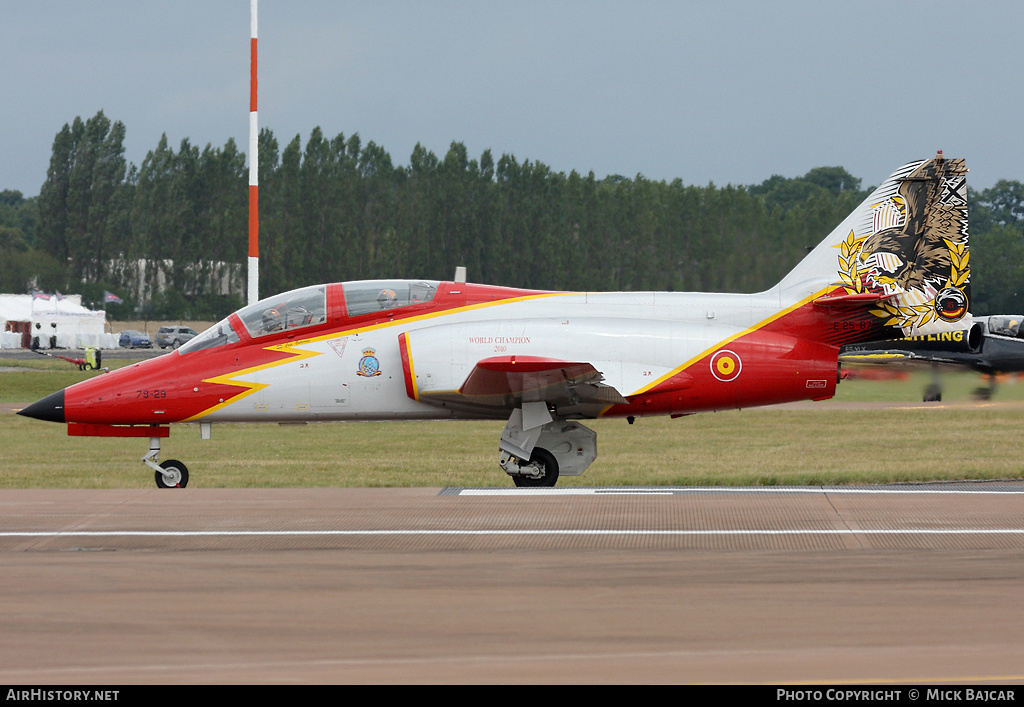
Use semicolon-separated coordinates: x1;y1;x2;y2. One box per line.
839;315;1024;400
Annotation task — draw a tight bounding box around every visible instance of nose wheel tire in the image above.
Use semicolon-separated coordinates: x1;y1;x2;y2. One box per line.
155;460;189;488
512;448;559;488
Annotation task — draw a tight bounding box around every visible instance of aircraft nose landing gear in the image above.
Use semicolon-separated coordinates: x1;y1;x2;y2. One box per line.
154;460;189;488
143;435;190;488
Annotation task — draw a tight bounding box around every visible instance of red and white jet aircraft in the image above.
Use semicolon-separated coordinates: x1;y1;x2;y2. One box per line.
19;155;972;487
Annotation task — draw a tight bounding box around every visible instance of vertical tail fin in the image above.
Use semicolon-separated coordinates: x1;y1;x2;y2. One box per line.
777;154;970;340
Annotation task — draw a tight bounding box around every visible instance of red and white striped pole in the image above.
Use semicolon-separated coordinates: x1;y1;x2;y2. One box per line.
247;0;259;304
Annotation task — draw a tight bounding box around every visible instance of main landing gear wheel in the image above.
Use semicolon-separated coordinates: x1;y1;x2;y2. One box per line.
155;459;189;488
512;448;559;488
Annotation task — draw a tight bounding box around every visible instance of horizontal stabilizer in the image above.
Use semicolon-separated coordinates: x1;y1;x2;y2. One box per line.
814;292;896;308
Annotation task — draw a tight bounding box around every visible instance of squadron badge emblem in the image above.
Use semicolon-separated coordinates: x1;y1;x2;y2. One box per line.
357;347;382;377
934;287;968;322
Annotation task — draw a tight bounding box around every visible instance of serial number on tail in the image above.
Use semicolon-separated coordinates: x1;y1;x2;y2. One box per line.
833;321;874;332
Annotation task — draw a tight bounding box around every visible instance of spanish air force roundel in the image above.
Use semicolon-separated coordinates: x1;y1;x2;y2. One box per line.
710;350;742;382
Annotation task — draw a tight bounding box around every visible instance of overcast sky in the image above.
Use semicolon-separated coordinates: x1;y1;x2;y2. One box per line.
3;1;1021;197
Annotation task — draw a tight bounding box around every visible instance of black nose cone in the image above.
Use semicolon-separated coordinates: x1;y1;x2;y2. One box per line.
17;389;66;423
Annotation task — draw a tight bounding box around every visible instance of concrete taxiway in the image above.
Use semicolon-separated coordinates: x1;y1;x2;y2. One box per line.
1;485;1023;684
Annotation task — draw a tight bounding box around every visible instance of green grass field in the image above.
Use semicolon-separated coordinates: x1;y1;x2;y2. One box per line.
2;360;1022;488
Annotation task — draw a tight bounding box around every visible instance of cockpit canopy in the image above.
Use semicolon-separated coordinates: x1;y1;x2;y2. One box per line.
178;318;239;353
238;285;328;337
178;280;440;354
342;280;438;317
179;285;327;354
987;315;1024;338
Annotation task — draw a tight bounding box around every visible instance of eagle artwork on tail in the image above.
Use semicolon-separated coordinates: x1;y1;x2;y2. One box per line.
836;153;970;335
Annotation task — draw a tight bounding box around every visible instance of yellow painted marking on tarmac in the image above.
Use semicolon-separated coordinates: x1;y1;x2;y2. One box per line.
891;402;1001;411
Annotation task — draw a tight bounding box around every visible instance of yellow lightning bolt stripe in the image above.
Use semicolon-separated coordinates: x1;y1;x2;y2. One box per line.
598;287;833;416
183;345;325;421
184;291;573;420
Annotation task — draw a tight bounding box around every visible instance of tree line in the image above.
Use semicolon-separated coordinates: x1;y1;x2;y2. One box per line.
2;110;1023;319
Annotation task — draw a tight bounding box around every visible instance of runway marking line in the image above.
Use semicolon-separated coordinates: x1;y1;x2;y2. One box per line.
3;529;1024;538
457;487;1024;495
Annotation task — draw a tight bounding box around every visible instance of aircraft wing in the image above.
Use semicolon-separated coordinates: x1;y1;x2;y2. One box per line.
402;347;629;414
458;356;627;403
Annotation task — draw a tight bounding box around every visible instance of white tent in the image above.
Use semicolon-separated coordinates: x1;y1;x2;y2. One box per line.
0;294;118;349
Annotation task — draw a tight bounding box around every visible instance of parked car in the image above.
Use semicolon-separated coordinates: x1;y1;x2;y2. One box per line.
118;330;152;349
156;326;198;349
